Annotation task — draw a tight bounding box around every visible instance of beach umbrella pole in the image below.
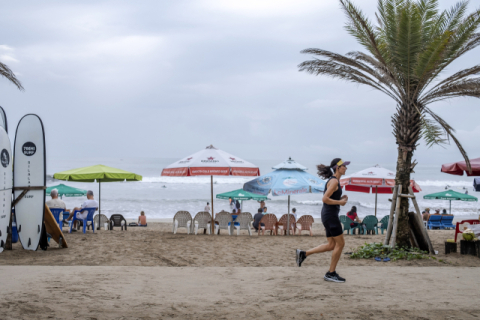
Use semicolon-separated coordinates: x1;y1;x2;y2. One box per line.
449;200;451;215
211;175;214;235
98;180;102;230
375;186;378;217
287;195;290;236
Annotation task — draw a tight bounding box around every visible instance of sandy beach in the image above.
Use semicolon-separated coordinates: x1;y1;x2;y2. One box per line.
1;222;479;319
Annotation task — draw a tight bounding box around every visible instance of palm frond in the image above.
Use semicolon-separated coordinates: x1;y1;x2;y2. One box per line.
424;106;471;172
0;61;23;91
301;48;402;101
420;78;480;104
298;58;401;102
420;116;448;147
340;0;389;67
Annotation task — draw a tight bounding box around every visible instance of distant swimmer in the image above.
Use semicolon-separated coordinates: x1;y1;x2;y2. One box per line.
162;185;167;188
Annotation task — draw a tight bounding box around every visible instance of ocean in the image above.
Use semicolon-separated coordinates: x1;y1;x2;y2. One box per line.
47;158;479;221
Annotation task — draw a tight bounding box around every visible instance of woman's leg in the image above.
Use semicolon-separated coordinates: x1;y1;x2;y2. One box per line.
328;234;345;272
305;237;336;256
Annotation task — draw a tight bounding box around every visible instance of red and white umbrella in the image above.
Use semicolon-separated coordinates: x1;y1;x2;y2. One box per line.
441;157;480;176
340;165;421;216
161;145;260;233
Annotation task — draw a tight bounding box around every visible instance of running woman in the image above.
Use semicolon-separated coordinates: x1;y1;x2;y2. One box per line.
296;158;349;283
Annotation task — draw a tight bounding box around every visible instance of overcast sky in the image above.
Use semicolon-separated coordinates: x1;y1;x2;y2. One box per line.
0;0;479;166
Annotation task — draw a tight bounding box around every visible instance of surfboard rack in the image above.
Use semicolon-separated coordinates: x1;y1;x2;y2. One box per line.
12;186;47;207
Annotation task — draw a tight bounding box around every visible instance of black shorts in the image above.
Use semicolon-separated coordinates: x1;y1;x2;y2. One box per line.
321;214;343;238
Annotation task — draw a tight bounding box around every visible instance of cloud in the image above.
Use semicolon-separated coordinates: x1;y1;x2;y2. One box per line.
0;0;478;167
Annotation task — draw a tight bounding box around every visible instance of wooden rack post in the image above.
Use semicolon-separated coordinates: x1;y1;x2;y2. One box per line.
390;185;402;248
408;186;434;254
384;185;398;246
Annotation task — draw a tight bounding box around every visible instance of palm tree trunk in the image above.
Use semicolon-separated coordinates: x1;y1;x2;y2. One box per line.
394;147;413;247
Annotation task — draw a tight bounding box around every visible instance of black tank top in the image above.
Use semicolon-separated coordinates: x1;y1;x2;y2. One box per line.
321;176;342;218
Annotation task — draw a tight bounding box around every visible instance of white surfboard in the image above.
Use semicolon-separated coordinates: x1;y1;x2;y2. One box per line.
0;106;7;132
14;114;46;251
0;111;12;252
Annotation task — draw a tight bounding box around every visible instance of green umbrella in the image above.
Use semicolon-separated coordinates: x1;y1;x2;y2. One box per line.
423;189;478;214
53;165;142;227
46;184;87;198
216;189;270;201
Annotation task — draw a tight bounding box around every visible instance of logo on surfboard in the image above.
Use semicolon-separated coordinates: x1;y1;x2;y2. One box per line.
22;142;36;156
0;149;9;168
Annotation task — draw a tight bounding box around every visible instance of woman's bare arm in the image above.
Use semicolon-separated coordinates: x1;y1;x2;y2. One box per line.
322;179;348;206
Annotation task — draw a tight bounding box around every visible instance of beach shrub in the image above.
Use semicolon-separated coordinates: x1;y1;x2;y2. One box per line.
350;242;430;261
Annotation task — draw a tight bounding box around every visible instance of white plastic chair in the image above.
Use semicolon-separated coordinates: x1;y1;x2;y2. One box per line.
173;211;192;234
233;212;253;236
214;212;233;235
193;211;212;235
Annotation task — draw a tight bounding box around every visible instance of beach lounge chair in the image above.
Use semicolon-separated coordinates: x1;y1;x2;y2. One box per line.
454;219;480;242
109;214;128;231
69;208;97;234
339;215;362;235
296;215;314;236
379;216;389;234
214;212;233;235
94;214;109;230
49;208;64;228
193;211;212;235
276;214;296;235
427;215;443;230
232;212;253;236
173;211;192;234
362;215;378;235
440;215;455;230
258;214;277;236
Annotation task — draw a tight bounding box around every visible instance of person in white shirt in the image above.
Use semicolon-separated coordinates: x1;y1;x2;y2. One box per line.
291;208;297;221
65;190;99;230
205;202;210;213
46;189;70;216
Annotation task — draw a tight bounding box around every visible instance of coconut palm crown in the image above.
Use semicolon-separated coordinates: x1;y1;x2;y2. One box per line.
299;0;480;246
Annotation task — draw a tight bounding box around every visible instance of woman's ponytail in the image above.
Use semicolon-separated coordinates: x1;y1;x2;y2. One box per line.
317;158;342;180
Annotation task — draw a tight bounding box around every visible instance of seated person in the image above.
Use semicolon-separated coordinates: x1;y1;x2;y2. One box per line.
346;206;361;228
138;211;147;226
65;190;99;231
291;208;297;221
442;209;449;215
252;208;264;231
263;206;269;214
347;206;364;234
422;208;431;221
46;189;70;221
431;209;441;217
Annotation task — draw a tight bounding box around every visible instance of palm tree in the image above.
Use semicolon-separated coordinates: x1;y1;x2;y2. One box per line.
299;0;480;246
1;60;23;90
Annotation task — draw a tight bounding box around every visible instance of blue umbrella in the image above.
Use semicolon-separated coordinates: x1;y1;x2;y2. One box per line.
243;158;326;235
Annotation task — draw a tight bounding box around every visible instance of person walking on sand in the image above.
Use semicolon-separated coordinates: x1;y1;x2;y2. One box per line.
295;158;350;283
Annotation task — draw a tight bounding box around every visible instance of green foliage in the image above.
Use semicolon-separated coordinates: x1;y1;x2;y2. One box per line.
350;242;431;261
